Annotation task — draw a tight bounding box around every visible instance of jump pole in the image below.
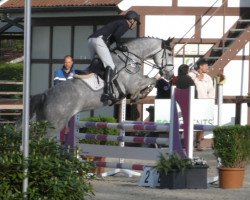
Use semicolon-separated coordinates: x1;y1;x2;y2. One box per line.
77;121;213;132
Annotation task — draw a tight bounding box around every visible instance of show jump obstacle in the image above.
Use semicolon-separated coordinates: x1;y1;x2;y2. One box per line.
64;86;215;177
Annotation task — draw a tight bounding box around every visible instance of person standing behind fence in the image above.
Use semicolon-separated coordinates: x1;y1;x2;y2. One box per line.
176;64;197;98
188;58;215;99
53;55;76;143
155;78;171;99
188;59;215;150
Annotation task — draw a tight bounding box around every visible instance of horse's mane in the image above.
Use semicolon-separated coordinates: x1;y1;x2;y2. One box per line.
125;36;161;44
124;36;173;51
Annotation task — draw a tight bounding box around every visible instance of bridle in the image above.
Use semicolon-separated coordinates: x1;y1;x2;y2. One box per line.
114;39;174;76
109;39;174;101
155;41;174;76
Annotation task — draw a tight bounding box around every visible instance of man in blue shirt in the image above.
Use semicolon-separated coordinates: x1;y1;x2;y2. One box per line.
54;55;75;85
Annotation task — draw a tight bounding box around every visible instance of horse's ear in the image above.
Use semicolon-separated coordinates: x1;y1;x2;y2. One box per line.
162;40;168;49
162;37;174;49
168;37;174;43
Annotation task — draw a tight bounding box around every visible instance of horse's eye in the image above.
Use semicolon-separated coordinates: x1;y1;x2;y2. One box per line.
168;53;172;56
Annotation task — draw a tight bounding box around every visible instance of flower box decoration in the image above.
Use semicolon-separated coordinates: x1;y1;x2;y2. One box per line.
155;153;208;189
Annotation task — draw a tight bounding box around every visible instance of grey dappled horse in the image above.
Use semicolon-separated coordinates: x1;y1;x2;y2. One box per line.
28;37;174;136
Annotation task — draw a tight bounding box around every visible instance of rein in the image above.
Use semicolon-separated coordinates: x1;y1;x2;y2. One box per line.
113;41;174;76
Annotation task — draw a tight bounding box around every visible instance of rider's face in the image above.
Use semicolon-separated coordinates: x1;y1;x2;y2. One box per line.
128;19;137;29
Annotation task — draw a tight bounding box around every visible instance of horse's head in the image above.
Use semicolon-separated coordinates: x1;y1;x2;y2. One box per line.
152;37;174;81
112;37;175;101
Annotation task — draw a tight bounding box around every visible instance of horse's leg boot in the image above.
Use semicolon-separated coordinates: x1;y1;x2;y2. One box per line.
101;66;116;104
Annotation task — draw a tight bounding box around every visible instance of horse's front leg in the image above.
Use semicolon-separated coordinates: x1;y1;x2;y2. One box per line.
130;76;157;101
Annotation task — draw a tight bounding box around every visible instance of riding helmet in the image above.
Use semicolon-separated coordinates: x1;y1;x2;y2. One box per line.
125;10;140;24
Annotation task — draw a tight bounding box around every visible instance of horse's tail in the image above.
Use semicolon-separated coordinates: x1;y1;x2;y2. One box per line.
15;93;45;131
30;93;46;119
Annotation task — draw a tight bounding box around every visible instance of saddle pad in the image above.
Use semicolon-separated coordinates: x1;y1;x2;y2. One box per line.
74;73;104;91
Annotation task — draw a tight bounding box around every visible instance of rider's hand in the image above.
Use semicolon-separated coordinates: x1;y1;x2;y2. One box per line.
117;45;128;52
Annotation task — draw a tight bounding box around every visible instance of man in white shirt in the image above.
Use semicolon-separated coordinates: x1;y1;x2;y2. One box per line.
189;58;215;99
189;58;215;150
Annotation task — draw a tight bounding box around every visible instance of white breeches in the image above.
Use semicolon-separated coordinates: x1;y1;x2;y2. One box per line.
88;36;115;70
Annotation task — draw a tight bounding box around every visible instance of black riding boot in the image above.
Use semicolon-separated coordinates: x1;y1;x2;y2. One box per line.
101;66;116;104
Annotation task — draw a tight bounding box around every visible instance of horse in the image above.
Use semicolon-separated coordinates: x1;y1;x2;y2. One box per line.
25;37;174;137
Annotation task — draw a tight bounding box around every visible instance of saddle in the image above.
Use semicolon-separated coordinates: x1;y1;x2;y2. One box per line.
74;58;105;91
75;58;105;79
74;58;125;104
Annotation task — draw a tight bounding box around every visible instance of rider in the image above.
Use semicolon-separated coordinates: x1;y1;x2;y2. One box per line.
87;10;140;103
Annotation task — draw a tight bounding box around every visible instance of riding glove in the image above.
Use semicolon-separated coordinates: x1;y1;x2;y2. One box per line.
117;45;128;52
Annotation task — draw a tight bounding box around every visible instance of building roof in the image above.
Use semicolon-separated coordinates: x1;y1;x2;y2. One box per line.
0;0;121;9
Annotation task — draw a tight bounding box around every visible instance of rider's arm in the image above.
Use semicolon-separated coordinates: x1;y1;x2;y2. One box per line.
112;20;129;42
111;20;130;51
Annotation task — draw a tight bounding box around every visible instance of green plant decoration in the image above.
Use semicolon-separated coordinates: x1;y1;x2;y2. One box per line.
155;152;192;175
213;125;250;168
0;122;95;199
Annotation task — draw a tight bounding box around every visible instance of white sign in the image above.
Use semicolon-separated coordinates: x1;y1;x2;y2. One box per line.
139;166;160;188
154;99;215;138
155;99;215;125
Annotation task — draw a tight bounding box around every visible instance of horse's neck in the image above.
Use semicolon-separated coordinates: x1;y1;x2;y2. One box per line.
113;39;161;73
127;39;160;60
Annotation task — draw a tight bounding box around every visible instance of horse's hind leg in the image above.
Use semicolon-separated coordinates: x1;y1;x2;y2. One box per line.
46;117;71;140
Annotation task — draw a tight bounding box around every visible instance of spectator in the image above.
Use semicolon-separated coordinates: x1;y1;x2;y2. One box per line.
189;59;215;150
155;78;171;99
176;64;197;94
54;55;75;85
189;58;215;98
